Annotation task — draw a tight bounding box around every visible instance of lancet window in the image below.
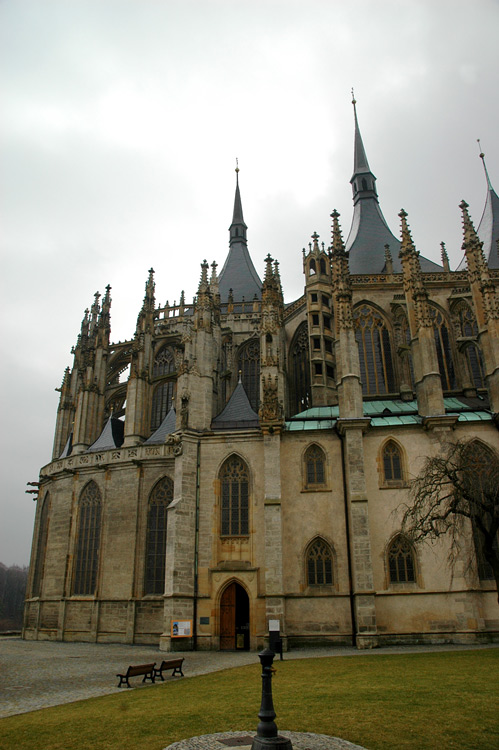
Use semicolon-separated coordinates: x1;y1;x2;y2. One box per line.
388;535;416;584
151;381;175;431
463;442;498;581
72;481;102;596
289;322;311;417
304;444;326;488
306;538;334;586
382;440;403;485
430;307;457;391
220;455;249;537
237;339;260;412
31;492;50;598
354;305;395;395
144;477;174;595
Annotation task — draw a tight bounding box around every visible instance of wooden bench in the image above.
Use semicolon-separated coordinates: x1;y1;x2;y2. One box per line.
153;658;185;681
116;662;156;688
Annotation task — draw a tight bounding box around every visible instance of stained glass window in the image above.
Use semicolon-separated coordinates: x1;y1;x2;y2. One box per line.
383;441;403;484
32;492;50;597
430;307;457;391
307;538;333;585
388;536;416;583
151;381;175;430
238;339;260;412
144;477;174;595
153;346;176;377
305;445;326;487
220;456;249;536
73;481;101;595
354;305;395;395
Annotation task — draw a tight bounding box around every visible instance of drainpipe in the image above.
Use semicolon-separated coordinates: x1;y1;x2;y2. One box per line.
193;439;201;650
337;427;357;647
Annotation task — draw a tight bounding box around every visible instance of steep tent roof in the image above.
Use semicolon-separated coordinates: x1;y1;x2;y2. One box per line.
457;153;499;270
345;97;442;274
211;378;259;430
87;416;124;452
144;407;176;444
218;169;262;303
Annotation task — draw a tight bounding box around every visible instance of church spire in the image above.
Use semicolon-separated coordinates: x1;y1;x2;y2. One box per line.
218;164;262;303
345;94;442;275
351;90;374;190
229;160;247;246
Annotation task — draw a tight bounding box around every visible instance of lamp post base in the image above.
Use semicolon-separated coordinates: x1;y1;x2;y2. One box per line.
251;736;293;749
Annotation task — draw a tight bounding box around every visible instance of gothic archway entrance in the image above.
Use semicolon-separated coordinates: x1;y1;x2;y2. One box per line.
220;581;250;650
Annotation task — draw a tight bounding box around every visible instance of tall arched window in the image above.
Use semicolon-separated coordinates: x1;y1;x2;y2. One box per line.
31;492;50;598
464;344;485;390
430;306;457;391
73;481;102;596
463;442;498;581
354;305;395;395
220;456;249;537
388;535;416;583
151;381;175;430
304;444;326;488
382;440;403;485
144;477;174;595
237;339;260;412
289;322;311;416
306;538;334;585
394;310;414;389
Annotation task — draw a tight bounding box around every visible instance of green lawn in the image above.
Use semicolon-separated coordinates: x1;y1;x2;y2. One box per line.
1;650;498;750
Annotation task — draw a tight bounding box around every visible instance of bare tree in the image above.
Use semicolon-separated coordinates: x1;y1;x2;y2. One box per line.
401;439;499;603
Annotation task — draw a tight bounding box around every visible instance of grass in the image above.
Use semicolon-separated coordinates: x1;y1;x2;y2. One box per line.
1;649;498;750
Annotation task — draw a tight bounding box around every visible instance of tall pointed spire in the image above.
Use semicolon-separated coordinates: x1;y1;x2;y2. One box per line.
218;164;262;303
351;90;375;197
345;94;442;275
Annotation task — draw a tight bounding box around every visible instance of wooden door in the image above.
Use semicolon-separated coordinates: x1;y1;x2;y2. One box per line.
220;582;236;650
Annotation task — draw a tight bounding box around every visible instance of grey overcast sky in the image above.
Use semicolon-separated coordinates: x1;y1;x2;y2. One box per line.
1;0;498;566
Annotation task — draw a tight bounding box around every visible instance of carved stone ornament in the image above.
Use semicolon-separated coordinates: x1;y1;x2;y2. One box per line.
259;375;283;424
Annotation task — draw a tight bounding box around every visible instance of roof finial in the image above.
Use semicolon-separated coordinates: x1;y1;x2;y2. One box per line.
235;157;239;174
477;139;493;190
351;87;356;105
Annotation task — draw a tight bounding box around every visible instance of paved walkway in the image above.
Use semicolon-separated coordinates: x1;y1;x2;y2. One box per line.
0;637;496;720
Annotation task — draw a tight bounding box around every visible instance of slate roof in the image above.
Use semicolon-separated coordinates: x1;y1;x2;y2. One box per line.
211;379;259;430
87;416;124;452
457;175;499;270
218;173;262;303
345;101;442;275
145;407;176;444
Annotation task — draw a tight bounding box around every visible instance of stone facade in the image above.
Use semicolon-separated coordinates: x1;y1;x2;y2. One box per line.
24;109;499;651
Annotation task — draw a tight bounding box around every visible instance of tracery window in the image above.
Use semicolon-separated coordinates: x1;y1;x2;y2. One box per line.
220;456;249;537
31;492;50;598
382;440;403;485
430;307;457;391
153;346;176;377
144;477;174;595
304;444;326;488
151;381;175;430
72;481;102;596
464;344;485;390
354;305;395;395
463;442;498;581
388;535;416;584
394;310;414;389
237;339;260;412
289;322;311;417
306;538;334;585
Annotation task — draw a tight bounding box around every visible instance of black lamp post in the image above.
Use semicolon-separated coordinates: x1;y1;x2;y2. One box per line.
251;648;292;749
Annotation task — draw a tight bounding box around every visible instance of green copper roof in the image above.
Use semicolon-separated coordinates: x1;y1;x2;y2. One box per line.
285;397;492;432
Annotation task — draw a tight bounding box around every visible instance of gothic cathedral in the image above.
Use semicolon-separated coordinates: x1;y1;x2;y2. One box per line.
25;102;499;650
